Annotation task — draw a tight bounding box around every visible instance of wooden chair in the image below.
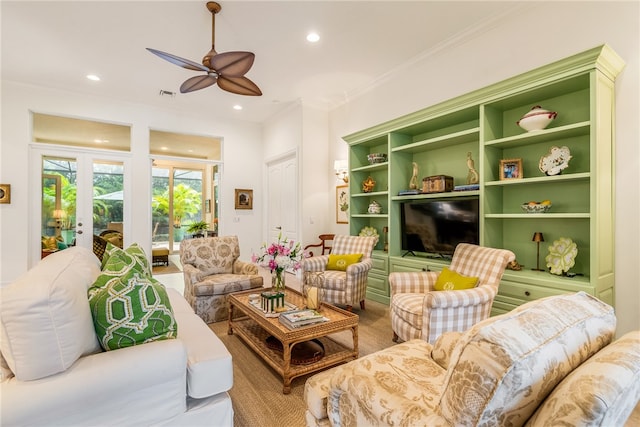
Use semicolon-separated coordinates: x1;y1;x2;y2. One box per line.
304;234;335;257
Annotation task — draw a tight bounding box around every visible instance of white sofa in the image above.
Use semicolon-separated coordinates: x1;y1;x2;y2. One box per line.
0;246;234;426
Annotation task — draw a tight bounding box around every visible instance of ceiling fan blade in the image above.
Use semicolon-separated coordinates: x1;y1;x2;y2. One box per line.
217;75;262;96
146;48;209;72
180;74;217;93
210;51;255;77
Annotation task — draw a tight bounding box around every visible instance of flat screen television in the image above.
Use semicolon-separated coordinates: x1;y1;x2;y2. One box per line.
400;197;479;258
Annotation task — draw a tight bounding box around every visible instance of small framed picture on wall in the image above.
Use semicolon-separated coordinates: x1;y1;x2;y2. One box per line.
499;158;523;180
0;184;10;204
336;185;349;224
235;189;253;210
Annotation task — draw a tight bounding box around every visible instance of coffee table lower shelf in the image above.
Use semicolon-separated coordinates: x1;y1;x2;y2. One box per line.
230;317;357;393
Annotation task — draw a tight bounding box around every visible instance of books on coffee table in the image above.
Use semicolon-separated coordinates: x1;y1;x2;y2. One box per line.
279;309;328;329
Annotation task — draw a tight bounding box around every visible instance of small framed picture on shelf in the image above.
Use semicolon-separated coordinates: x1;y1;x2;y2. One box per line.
499;158;523;180
336;185;349;224
234;189;253;210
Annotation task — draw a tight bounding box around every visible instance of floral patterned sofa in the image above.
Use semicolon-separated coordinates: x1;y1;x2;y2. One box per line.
304;292;640;426
180;236;263;323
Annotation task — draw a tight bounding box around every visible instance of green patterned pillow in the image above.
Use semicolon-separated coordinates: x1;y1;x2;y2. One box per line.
89;274;177;351
90;244;151;299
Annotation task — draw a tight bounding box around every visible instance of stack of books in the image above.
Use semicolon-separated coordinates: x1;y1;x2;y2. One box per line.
279;309;328;329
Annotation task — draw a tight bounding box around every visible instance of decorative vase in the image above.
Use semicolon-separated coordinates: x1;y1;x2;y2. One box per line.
272;269;286;294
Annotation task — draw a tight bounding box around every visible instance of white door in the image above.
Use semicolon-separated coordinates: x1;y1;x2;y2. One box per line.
266;153;298;245
30;146;131;267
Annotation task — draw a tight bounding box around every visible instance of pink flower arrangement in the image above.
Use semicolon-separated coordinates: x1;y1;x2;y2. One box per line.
252;233;305;274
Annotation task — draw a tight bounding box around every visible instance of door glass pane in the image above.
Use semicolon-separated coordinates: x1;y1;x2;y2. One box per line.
41;157;77;258
152;166;170;248
173;168;203;251
93;161;124;246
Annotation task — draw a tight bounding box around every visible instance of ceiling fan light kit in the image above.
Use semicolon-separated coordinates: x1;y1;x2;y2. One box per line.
147;1;262;96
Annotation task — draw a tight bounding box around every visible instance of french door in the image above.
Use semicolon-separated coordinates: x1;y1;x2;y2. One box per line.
30;146;130;266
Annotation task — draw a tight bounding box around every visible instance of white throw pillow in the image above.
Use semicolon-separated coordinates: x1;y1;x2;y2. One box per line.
0;247;101;381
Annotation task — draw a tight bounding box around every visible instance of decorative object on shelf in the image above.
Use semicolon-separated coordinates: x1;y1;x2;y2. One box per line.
499;158;523;180
545;237;578;276
422;175;454;193
521;200;552;213
359;226;379;242
506;260;523;271
234;188;253;209
252;232;304;294
334;160;349;183
260;290;285;312
466;152;479;185
539;146;572;176
303;271;325;310
0;184;10;204
367;153;387;164
367;200;382;214
531;232;545;271
362;176;376;193
517;105;558;132
383;226;389;252
336;185;349;224
409;162;419;189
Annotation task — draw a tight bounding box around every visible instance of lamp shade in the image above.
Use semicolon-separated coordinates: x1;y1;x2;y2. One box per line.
52;209;66;219
532;232;544;242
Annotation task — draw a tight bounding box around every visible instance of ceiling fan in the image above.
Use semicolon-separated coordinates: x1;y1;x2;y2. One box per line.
146;1;262;96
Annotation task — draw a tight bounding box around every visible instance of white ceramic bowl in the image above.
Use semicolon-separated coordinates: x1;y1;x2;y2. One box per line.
367;153;387;164
517;105;558;132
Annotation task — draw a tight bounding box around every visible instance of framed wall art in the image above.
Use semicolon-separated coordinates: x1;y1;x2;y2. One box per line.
0;184;10;204
499;158;523;180
336;185;349;224
234;189;253;210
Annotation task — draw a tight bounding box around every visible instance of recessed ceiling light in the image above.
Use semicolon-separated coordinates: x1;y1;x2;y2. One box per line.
86;74;101;81
161;146;169;151
93;138;109;144
306;32;320;43
233;105;243;110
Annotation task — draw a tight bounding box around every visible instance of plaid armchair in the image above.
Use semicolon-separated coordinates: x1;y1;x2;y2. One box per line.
303;235;378;311
389;243;515;343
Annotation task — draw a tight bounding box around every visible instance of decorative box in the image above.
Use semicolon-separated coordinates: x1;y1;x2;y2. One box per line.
261;291;285;313
422;175;454;193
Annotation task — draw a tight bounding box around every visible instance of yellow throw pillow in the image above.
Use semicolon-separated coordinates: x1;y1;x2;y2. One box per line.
434;267;479;291
327;253;362;271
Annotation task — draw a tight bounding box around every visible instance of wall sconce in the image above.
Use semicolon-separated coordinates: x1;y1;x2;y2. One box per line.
334;160;348;183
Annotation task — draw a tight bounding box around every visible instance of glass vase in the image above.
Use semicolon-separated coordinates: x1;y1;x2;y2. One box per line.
271;269;286;294
303;271;325;310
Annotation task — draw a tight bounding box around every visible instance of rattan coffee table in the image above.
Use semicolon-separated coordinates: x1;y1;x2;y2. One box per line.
228;288;359;394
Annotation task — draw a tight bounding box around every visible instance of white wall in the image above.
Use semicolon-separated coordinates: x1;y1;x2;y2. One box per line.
328;1;640;335
0;81;264;284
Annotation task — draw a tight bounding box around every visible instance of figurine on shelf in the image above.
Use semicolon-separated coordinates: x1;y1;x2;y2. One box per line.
466;152;479;185
362;176;376;193
409;162;419;189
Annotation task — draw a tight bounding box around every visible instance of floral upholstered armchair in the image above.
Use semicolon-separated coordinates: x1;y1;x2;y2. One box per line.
389;243;515;343
303;235;377;311
305;292;640;427
180;236;263;323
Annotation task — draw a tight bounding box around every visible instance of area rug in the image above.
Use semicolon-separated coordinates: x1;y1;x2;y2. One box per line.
152;261;181;275
208;299;392;427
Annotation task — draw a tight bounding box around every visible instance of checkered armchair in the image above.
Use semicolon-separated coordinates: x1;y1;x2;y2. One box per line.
303;235;378;311
389;243;515;343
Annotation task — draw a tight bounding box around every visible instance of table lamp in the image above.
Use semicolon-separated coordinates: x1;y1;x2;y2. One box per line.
532;232;545;271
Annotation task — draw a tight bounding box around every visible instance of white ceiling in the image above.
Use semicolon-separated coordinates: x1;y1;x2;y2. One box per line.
2;0;520;149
